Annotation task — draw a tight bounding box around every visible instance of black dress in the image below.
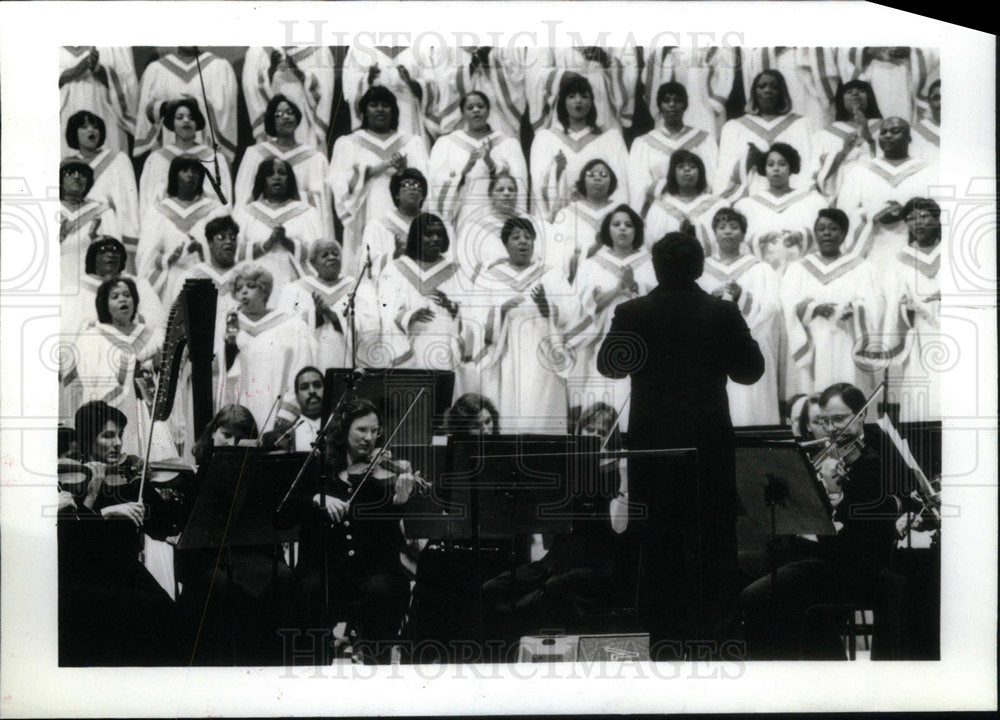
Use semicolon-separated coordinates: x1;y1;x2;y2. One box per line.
58;461;183;666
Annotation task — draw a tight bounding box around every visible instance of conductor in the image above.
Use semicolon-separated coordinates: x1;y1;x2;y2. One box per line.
597;231;765;659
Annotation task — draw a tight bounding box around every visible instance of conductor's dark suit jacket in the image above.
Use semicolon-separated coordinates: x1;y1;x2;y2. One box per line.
597;281;765;530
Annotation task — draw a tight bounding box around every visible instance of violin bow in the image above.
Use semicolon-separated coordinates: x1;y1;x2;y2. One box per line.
346;387;425;507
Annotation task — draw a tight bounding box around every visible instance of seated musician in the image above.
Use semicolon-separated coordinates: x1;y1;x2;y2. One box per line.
58;400;182;666
178;403;295;665
264;366;325;452
282;398;422;665
737;383;904;659
481;402;639;657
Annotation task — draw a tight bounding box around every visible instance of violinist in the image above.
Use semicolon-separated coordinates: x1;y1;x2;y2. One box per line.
286;398;422;665
58;400;182;666
738;383;903;659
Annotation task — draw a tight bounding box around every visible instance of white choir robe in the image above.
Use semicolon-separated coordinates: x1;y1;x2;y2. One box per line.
60;46;138;156
529;126;629;223
59;199;120;297
910;118;940;166
627;126;720;206
342;47;430;140
837;157;937;265
134;51;239;162
234;141;333;238
565;247;657;430
876;245;941;422
811;120;879;200
735;188;828;268
643;46;734;139
62;273;166;341
360;207;415;278
328;129;430;276
222;309;316;431
645;191;728;257
233;200;324;296
476;260;575;433
697;255;782;426
544;199;617;282
277;274;381;372
453;209;540;284
716;113;813;199
531;48;639;132
422;46;528;140
136;196;226;304
376;257;466;379
64;149;140;252
740;48;840;131
60;322;174;457
138;143;234;219
780;253;883;398
242;46;335;153
428;129;528;228
838;48;939;124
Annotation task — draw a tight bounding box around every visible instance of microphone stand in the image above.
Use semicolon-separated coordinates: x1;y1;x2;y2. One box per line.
194;51;228;205
347;247;373;374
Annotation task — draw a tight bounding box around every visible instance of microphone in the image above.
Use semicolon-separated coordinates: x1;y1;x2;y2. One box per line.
365;243;374;280
273;417;306;448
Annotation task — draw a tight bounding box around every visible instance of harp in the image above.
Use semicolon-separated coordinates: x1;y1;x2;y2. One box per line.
149;278;218;437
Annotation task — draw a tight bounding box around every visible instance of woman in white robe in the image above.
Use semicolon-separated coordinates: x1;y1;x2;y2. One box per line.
643;46;733;139
243;46;335;153
59;159;121;297
476;217;575;434
342;46;429;141
136;157;225;304
735;143;828;277
811;80;882;200
428;91;528;228
696;208;782;426
221;263;316;430
278;240;381;373
138;98;233;219
234;157;324;299
376;214;466;387
644;149;728;257
64;111;140;259
59;46;138;156
529;74;629;224
531;48;638;132
837;47;939;125
544;159;619;283
60;276;173;458
360;168;428;277
780;209;882;398
716;70;812;199
63;237;165;340
234;94;333;238
739;48;841;132
875;198;942;422
328;86;430;277
566;205;656;430
629;80;719;203
134;47;238;163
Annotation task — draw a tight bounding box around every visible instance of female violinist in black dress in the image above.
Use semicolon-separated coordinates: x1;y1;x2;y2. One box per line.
58;400;181;666
284;398;422;664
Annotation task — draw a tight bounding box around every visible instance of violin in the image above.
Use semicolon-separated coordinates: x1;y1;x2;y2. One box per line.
343;448;429;504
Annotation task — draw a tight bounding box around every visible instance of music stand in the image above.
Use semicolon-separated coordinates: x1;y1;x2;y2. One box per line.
323;368;455;442
176;446;304;663
734;439;836;591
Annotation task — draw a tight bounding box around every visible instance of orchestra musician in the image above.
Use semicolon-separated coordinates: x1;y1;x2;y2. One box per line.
282;398;423;665
738;382;904;659
58;400;182;666
597;231;765;659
